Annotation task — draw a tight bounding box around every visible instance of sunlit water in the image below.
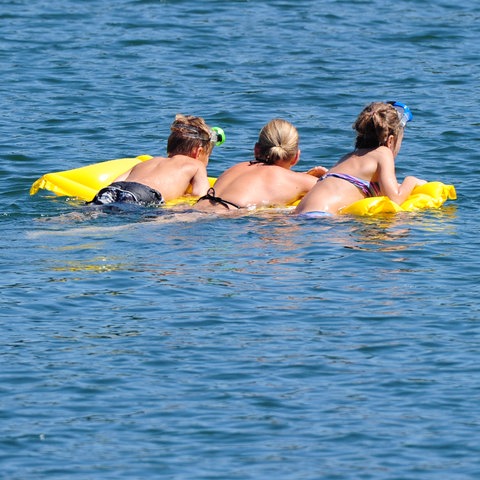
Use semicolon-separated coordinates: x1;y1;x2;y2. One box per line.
1;0;479;478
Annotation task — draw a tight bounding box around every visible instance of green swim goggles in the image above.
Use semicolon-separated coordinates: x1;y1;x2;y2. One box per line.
211;127;226;146
172;124;226;146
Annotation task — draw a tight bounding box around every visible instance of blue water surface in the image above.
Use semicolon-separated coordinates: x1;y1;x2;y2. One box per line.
1;0;480;479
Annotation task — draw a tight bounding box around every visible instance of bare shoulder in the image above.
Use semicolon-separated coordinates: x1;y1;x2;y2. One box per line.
144;155;168;163
229;161;254;172
166;155;206;173
135;155;168;169
217;161;257;178
265;166;316;189
375;146;394;159
373;147;395;169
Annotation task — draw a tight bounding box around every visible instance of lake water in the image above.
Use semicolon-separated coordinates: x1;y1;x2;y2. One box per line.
1;0;480;478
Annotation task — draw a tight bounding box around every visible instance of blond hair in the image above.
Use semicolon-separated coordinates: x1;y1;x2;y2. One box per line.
353;102;403;149
167;114;214;157
255;118;299;165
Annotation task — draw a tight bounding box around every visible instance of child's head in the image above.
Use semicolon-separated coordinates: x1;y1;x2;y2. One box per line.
254;119;299;165
353;102;407;150
167;114;215;157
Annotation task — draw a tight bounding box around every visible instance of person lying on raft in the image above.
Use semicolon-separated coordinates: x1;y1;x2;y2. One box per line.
194;118;327;212
89;114;217;206
295;101;426;216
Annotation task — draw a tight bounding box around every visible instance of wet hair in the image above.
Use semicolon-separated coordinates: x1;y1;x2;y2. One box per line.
353;102;403;149
167;114;214;157
254;118;299;165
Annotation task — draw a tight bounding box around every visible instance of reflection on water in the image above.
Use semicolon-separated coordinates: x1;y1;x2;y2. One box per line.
345;208;458;251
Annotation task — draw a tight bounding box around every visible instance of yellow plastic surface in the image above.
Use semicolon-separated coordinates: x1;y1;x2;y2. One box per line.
30;155;153;202
339;182;457;216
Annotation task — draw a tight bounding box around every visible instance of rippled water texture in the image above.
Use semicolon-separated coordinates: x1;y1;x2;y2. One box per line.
1;0;479;478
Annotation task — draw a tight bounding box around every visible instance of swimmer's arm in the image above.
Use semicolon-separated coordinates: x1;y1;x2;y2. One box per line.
290;170;321;195
305;166;328;178
378;155;426;204
190;164;210;196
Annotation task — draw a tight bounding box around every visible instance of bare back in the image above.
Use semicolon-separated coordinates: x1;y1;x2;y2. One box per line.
196;161;318;211
116;155;209;201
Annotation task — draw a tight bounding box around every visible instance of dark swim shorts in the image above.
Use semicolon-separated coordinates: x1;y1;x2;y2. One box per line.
89;181;164;206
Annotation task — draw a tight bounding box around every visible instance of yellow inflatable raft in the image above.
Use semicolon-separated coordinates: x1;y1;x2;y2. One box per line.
30;155;456;215
339;182;457;216
30;155;153;202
